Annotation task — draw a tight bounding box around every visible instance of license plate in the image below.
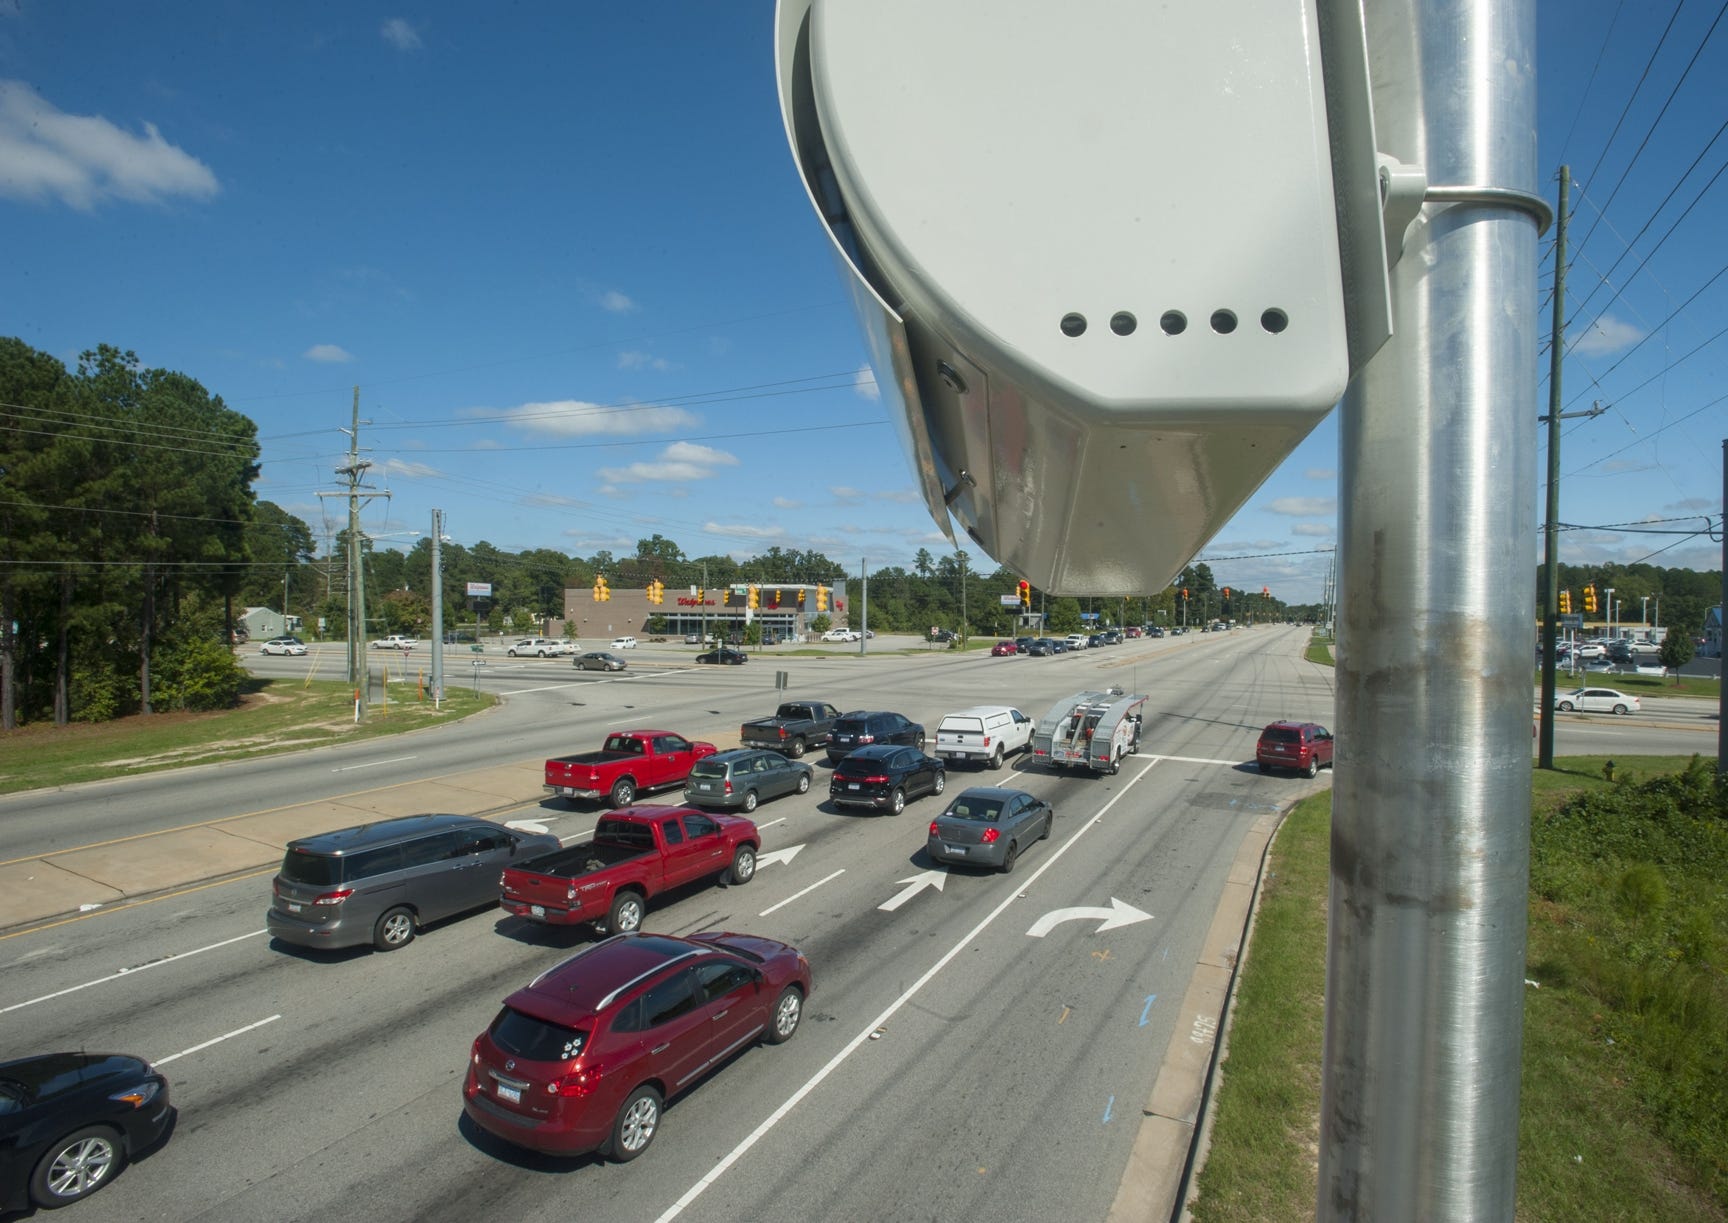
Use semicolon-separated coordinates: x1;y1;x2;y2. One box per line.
497;1083;521;1104
946;845;967;855
531;904;545;918
286;902;302;913
848;782;860;790
698;782;713;792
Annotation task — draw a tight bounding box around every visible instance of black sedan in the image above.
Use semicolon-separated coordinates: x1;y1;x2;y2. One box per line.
695;647;748;665
1;1053;174;1212
829;744;946;815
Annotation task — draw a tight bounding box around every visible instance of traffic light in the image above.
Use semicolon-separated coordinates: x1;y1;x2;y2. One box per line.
1181;587;1189;601
652;578;664;604
815;585;829;612
1222;586;1231;599
1559;589;1570;614
1584;584;1597;614
748;585;760;610
1018;579;1031;610
592;575;610;602
696;588;705;607
1262;586;1269;597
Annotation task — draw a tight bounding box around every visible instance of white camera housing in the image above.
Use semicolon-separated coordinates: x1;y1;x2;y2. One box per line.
777;0;1356;594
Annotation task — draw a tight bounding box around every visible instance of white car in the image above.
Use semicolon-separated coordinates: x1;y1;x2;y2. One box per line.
821;628;861;642
610;636;638;649
1064;633;1090;650
508;637;568;657
1554;687;1640;715
259;638;307;657
369;634;418;651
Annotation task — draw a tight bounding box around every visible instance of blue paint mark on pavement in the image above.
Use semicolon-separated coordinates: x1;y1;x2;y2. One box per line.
1139;994;1158;1026
1103;1095;1115;1124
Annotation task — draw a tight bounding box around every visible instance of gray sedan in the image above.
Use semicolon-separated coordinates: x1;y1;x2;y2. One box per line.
926;786;1053;873
572;651;627;672
684;749;814;813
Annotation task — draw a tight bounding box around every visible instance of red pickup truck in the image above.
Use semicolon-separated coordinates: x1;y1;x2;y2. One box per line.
500;807;760;934
544;729;718;807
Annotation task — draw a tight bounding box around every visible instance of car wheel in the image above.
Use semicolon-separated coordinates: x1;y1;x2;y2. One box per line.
729;845;756;884
29;1126;122;1208
999;841;1020;874
990;746;1004;769
607;891;645;933
373;906;416;951
1558;701;1574;712
1613;704;1629;715
1107;753;1120;776
932;771;946;796
609;1085;662;1162
1040;812;1053;841
789;737;807;759
742;789;760;813
796;773;811;794
507;649;519;657
766;985;804;1044
890;787;906;816
914;732;926;751
610;778;637;807
1305;756;1319;779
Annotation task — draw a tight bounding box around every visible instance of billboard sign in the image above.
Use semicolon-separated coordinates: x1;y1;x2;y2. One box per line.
466;582;493;597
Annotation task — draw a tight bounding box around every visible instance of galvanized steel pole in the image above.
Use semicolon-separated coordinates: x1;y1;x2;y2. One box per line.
1323;0;1537;1215
1539;167;1569;769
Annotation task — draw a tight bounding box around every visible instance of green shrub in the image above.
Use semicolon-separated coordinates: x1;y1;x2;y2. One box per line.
1615;863;1668;917
154;636;246;711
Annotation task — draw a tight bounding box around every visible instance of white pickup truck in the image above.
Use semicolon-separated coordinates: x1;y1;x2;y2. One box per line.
369;634;418;651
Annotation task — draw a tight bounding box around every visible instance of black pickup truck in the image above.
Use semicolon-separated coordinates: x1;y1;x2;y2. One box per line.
739;700;841;759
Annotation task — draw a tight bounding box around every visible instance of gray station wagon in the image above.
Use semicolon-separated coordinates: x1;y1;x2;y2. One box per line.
685;749;814;813
266;814;560;952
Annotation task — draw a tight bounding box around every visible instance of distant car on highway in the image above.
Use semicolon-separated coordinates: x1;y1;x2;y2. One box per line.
369;634;418;651
1555;687;1640;715
508;637;567;657
821;628;861;642
695;646;748;665
926;786;1054;873
259;638;306;656
573;651;627;672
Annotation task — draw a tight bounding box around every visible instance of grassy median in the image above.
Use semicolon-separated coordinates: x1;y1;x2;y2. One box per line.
1192;755;1727;1221
0;676;496;795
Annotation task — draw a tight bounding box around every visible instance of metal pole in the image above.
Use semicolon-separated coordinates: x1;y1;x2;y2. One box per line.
859;557;868;656
1538;166;1569;769
1324;0;1537;1215
430;509;444;707
1719;442;1726;771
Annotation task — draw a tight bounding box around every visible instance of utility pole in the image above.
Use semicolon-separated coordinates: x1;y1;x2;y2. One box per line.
317;388;388;722
1538;165;1570;769
430;509;444;707
859;557;868;656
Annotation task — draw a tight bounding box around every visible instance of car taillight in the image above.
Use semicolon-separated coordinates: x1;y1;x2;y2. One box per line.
860;734;875;743
566;885;577;902
552;1067;603;1097
724;779;733;793
929;822;940;836
981;828;1001;844
982;736;992;747
313;889;354;906
778;727;788;740
863;774;889;785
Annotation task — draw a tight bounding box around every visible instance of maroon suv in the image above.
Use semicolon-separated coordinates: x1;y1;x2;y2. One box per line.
1255;721;1335;777
462;931;811;1161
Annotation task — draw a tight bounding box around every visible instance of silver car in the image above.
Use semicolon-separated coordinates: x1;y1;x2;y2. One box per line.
685;749;814;813
926;786;1053;873
573;651;627;672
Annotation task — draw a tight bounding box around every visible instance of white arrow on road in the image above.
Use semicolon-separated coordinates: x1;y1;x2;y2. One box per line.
1026;897;1153;938
755;844;805;869
505;818;553;835
878;869;948;912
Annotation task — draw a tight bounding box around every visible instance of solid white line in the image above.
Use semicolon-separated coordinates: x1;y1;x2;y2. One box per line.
332;755;417;772
1;930;268;1016
1135;753;1241;767
755;817;788;831
758;869;844;917
655;758;1161;1221
154;1014;281;1066
497;684;569;696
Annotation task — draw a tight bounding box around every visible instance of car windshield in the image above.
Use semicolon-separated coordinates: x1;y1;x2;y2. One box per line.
942;798;1004;822
490;1008;588;1062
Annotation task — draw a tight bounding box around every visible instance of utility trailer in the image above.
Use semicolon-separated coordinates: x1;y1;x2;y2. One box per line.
1032;687;1147;776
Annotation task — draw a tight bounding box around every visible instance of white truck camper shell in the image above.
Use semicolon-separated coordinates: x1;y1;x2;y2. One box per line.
1032;687;1147;776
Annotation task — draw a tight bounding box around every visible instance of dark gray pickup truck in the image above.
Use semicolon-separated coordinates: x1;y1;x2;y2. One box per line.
739;700;841;759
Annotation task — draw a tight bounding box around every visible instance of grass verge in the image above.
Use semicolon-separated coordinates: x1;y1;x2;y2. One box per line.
0;677;497;795
1305;635;1335;666
1192;756;1727;1221
1539;669;1719;699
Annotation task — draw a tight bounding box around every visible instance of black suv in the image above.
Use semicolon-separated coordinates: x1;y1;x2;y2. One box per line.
825;711;925;764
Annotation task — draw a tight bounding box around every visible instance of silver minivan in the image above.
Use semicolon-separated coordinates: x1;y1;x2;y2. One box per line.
266;814;560;952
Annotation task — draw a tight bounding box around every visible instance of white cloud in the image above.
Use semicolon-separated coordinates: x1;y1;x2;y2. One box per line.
304;344;355;364
1305;467;1336;481
600;290;636;313
1264;496;1336;517
831;486;863;504
855;364;880;400
1291;523;1334;537
772;496;803;510
380;18;423;51
1598;458;1652;474
521;492;584;508
618;350;672;372
1664;497;1714;512
705;522;786;540
1571;314;1643;357
596;442;739;484
0;79;219;210
479;400;698;437
381;458;440;479
662;441;739;467
877;489;920;504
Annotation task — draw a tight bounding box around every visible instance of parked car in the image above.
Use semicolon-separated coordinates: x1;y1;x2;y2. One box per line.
462;931;811;1160
990;640;1018;657
610;636;638;650
259;637;307;656
685;749;814;812
1555;687;1640;715
266;814;560;951
684;633;704;645
573;651;627;672
695;646;748;665
926;786;1054;873
828;744;946;814
0;1053;174;1212
821;628;861;643
825;710;925;763
508;637;567;657
1255;721;1335;778
935;705;1035;769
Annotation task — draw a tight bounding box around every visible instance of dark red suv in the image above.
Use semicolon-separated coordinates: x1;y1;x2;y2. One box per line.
1255;721;1335;777
462;931;811;1161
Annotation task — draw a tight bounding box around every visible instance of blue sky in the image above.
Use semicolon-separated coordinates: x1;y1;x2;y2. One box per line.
2;2;1725;603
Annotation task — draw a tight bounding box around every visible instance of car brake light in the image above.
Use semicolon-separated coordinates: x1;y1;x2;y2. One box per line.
981;828;1000;844
982;736;991;747
778;727;788;739
863;774;889;785
860;734;875;743
724;779;733;793
552;1067;603;1097
929;822;940;836
313;889;354;906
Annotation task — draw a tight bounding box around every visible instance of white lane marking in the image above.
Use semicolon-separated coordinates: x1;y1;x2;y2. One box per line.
497;684;568;696
755;817;788;831
332;755;417;772
155;1014;282;1066
556;827;597;848
758;869;845;918
1133;753;1240;766
505;818;552;834
1025;897;1153;938
655;758;1161;1221
877;869;947;913
754;844;805;869
2;930;267;1016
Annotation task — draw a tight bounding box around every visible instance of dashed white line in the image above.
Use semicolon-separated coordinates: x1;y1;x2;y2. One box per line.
758;869;845;917
1134;753;1241;766
155;1014;282;1066
755;817;788;832
2;930;267;1015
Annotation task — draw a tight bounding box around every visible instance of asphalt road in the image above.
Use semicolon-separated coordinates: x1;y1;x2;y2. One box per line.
1;627;1711;1222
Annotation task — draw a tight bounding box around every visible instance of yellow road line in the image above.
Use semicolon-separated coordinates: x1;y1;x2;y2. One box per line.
0;867;278;941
